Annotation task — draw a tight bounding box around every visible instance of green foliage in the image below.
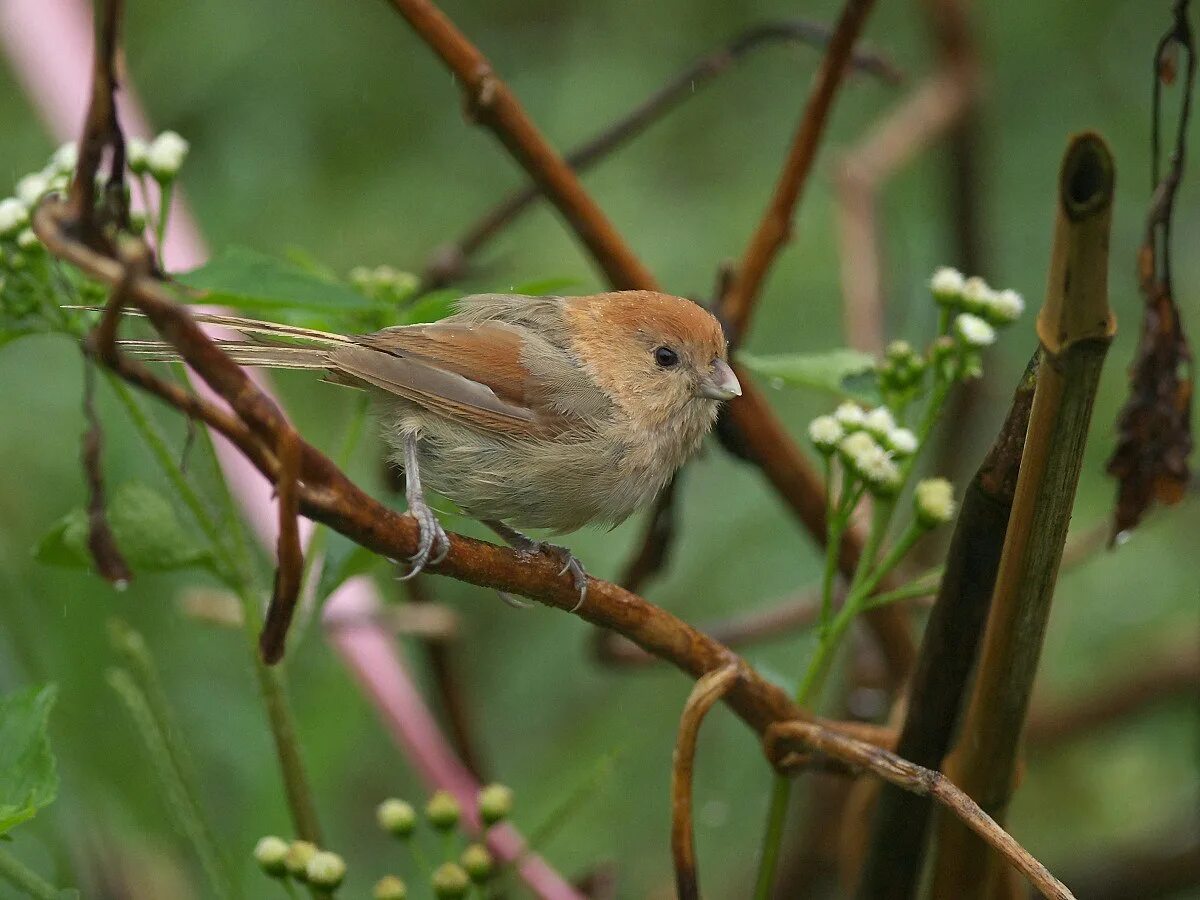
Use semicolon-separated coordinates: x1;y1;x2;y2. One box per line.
0;685;59;835
177;245;384;315
34;481;215;575
316;533;384;601
737;348;878;400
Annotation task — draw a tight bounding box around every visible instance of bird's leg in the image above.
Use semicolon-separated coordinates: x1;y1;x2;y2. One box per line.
484;520;589;613
399;434;450;579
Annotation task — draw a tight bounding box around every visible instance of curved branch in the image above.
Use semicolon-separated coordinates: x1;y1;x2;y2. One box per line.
765;721;1076;900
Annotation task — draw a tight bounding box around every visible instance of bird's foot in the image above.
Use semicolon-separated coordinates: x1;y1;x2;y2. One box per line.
485;521;589;613
399;498;450;580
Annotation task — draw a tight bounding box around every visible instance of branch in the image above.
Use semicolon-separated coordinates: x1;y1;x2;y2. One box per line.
384;0;656;290
671;665;739;900
421;19;900;289
717;0;880;342
765;721;1076;900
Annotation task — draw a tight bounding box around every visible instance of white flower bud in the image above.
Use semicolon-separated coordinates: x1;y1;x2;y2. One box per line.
16;229;38;250
914;478;956;527
930;267;965;305
305;851;347;889
960;276;994;314
860;450;902;495
886;427;918;457
808;415;844;452
0;198;28;237
127;137;150;174
51;142;78;174
834;401;866;429
955;313;996;348
987;288;1025;324
862;406;897;438
838;431;878;469
147;131;189;180
253;836;290;877
15;173;49;208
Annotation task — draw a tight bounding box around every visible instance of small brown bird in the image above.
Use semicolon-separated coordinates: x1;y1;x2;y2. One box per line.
127;290;741;608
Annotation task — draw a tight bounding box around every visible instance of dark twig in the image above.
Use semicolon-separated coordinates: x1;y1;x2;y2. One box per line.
81;357;132;585
1027;643;1200;746
260;430;304;664
1107;0;1195;539
718;0;881;343
618;471;683;594
856;353;1037;899
420;20;900;288
765;722;1075;900
671;665;739;900
384;0;656;290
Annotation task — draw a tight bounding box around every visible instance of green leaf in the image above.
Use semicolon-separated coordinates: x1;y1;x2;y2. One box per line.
175;246;381;314
0;685;59;835
738;349;879;399
398;289;460;326
34;482;214;574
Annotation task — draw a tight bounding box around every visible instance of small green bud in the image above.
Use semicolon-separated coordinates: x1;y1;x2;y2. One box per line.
425;790;461;831
431;862;470;899
377;798;417;837
373;875;408;900
477;783;514;826
253;836;290;877
460;843;494;883
305;850;347;889
285;840;318;880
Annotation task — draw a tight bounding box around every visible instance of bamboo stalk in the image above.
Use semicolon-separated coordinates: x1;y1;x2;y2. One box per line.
853;353;1037;899
928;132;1117;899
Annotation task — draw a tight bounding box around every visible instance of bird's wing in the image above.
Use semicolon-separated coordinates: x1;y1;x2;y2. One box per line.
333;320;610;435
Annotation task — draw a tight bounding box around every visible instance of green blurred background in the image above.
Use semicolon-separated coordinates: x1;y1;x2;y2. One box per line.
1;0;1198;896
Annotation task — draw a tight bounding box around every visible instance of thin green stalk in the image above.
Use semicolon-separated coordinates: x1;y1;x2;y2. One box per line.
862;568;943;610
108;619;236;895
155;181;174;267
108;668;236;899
0;847;58;900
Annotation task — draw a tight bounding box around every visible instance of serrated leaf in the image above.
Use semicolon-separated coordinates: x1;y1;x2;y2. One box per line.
0;685;59;835
176;246;380;314
34;482;213;574
738;349;878;399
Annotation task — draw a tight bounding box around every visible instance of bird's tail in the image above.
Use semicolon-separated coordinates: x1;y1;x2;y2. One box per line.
87;308;350;371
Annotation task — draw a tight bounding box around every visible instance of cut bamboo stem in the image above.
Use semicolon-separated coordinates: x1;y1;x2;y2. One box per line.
928;131;1117;899
853;353;1038;899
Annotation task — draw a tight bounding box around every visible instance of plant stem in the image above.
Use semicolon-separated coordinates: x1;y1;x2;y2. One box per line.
0;847;58;900
155;180;173;268
861;568;943;610
108;667;236;899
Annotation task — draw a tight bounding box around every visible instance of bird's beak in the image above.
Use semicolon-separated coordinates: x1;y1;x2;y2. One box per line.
697;358;742;401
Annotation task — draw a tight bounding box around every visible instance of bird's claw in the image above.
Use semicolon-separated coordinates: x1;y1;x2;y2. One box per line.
399;504;449;580
545;544;588;612
496;590;535;609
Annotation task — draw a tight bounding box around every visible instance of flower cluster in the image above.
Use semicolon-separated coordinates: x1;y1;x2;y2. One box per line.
253;836;347;890
350;264;420;305
128;131;190;182
810;401;916;497
0;142;76;260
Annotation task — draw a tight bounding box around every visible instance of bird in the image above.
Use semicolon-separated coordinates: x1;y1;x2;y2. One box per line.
121;290;742;610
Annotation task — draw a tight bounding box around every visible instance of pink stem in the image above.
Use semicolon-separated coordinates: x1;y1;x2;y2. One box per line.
1;4;581;896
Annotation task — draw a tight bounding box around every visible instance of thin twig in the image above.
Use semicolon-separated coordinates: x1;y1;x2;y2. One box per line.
718;0;881;343
764;721;1076;900
80;356;131;585
421;20;901;288
260;430;304;664
384;0;656;290
671;665;739;900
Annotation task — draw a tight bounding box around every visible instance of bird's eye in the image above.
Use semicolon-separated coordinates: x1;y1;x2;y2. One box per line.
654;346;680;368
